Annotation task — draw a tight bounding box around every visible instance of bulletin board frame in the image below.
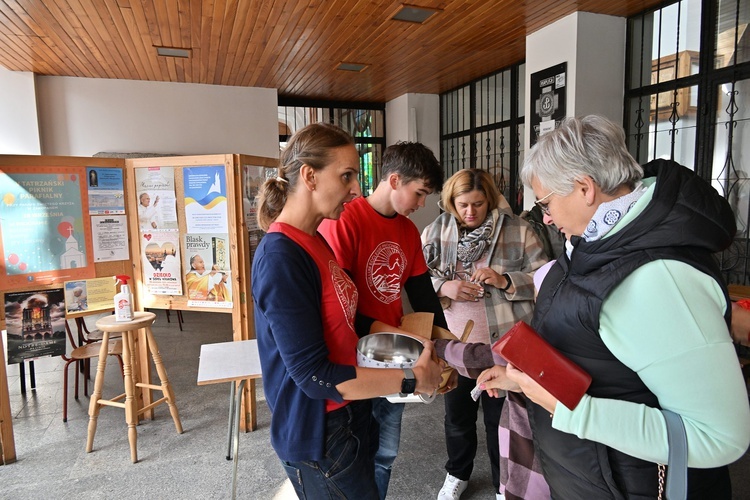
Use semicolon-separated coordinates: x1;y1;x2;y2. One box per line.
126;153;277;431
0;154;127;465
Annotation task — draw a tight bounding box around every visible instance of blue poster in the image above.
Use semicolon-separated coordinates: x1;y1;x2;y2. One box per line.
183;165;228;233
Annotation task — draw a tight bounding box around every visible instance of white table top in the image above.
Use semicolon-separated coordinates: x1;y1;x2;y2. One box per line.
196;339;262;386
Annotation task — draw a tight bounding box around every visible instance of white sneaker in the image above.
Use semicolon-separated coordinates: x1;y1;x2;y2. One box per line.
496;494;505;500
437;473;468;500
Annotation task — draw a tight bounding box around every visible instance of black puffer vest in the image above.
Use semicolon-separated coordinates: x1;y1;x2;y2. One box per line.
529;160;736;499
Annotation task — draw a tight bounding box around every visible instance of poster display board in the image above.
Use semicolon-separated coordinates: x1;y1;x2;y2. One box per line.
127;154;275;432
243;164;275;269
0;156;127;460
127;154;274;322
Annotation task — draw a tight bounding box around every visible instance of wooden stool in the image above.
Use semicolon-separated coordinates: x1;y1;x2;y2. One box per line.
86;311;183;463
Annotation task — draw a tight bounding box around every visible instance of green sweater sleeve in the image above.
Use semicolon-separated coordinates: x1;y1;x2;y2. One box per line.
552;259;750;467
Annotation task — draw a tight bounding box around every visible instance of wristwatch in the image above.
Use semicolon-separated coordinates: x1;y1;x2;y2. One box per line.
498;273;512;292
400;368;416;397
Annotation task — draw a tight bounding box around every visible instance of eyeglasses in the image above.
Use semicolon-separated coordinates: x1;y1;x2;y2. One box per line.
534;191;556;216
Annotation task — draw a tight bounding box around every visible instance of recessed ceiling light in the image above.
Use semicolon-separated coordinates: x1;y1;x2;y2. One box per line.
336;62;368;72
155;46;191;58
391;4;439;24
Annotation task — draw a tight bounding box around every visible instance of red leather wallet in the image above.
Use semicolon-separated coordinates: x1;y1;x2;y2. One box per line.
491;321;592;410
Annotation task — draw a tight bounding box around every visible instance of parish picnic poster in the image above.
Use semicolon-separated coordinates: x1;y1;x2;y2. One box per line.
0;167;95;290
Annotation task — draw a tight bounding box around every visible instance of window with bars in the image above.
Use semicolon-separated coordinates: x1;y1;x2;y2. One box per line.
439;64;526;213
626;0;750;285
277;99;386;196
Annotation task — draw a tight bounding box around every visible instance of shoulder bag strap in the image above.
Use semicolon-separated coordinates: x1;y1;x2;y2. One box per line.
662;409;688;500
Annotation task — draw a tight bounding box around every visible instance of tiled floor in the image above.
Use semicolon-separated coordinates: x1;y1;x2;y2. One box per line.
2;309;748;499
1;310;495;499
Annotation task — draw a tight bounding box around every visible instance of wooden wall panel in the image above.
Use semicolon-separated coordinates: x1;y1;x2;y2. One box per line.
0;0;666;102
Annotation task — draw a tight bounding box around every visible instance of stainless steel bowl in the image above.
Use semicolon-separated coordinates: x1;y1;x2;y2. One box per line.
356;332;424;369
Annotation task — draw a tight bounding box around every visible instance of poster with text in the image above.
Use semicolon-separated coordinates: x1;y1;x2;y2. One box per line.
141;231;183;295
184;165;228;233
0;167;96;290
91;215;130;262
86;167;125;214
4;288;67;364
183;232;232;307
64;277;116;314
530;62;567;147
134;167;178;231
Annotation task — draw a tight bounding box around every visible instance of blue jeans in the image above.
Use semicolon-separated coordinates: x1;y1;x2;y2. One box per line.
371;398;405;500
280;400;379;499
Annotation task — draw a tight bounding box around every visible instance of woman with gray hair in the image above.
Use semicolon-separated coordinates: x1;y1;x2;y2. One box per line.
480;115;750;498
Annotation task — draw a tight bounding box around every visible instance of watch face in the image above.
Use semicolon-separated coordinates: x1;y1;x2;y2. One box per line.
401;376;417;395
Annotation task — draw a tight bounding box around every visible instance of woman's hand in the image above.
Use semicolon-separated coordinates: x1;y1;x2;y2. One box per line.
412;340;443;395
437;368;458;394
471;266;507;290
505;363;558;414
476;365;520;397
439;279;484;302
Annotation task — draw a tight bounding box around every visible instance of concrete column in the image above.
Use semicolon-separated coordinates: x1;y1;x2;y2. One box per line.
523;11;627;207
386;93;441;232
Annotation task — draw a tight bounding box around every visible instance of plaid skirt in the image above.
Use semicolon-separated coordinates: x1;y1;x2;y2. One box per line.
499;392;550;500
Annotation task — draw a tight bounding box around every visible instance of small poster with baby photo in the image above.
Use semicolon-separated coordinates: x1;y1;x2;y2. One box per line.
64;280;89;313
64;277;117;314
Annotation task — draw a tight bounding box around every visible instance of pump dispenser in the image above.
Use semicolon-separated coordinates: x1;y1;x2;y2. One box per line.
114;275;134;322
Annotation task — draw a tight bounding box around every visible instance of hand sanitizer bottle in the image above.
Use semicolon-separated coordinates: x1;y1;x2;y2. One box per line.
114;275;134;322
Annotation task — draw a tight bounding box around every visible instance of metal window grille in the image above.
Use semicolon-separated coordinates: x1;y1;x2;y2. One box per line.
440;63;526;213
278;99;386;196
626;0;750;285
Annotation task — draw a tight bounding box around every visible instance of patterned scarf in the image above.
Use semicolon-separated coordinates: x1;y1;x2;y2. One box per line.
582;182;647;242
456;215;495;267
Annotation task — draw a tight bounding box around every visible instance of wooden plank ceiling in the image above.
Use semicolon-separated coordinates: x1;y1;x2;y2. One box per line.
0;0;665;103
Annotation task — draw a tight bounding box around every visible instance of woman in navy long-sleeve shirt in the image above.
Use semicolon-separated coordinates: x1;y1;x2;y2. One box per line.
252;122;442;499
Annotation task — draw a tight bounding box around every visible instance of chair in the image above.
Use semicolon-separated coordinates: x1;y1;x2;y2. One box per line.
165;309;185;331
76;316;122;344
62;320;123;422
74;316;122;377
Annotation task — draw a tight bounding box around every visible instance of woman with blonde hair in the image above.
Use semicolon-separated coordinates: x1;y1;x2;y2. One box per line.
422;168;547;500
